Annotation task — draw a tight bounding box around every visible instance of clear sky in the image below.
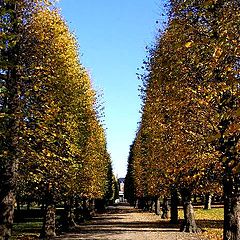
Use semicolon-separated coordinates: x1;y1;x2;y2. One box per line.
57;0;166;177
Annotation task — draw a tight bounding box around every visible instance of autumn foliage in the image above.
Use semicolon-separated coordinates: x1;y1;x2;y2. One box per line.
0;0;114;238
126;0;239;239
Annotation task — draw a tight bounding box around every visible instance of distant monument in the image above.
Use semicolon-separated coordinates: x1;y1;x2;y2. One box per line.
118;178;125;202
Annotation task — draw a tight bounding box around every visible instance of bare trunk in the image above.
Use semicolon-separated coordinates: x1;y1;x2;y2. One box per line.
0;79;18;239
82;198;91;219
0;191;15;239
149;199;154;213
204;193;212;210
193;194;197;204
180;189;199;233
0;2;19;238
170;188;178;223
155;196;161;216
140;197;149;211
74;199;82;223
61;198;76;231
223;175;240;240
135;199;139;208
161;196;170;219
40;204;56;239
27;201;30;211
16;198;20;212
89;199;96;217
40;188;56;239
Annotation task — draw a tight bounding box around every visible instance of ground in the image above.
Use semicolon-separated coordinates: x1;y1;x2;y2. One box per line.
56;205;207;240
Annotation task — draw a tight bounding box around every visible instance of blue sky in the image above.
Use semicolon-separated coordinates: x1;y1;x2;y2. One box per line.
57;0;166;177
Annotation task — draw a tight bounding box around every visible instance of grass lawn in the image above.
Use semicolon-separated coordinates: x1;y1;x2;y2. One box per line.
179;207;224;239
12;208;64;239
12;219;42;240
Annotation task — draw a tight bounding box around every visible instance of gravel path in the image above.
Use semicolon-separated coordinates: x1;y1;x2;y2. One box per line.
57;205;206;240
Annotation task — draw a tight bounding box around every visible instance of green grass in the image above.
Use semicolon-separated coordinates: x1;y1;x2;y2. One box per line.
179;207;224;220
12;219;43;239
179;207;224;239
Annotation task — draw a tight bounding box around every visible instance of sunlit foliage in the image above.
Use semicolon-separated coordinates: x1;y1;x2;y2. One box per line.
1;0;111;238
127;0;239;238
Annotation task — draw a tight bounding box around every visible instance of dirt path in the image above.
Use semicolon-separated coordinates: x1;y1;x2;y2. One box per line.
56;205;207;240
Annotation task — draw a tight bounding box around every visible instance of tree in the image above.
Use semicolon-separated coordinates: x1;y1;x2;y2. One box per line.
17;6;111;237
104;155;115;206
168;1;240;238
125;144;136;206
1;1;112;238
129;0;239;235
0;1;42;238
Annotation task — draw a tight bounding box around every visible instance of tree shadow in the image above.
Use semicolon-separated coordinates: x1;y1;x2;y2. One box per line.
56;207;224;239
196;219;223;229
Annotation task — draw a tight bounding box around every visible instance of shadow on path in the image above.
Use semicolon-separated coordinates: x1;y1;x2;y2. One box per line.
56;205;209;240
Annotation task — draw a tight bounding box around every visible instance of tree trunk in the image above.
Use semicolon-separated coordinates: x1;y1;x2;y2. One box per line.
0;2;19;238
40;204;56;239
135;199;139;208
89;199;96;216
61;198;76;231
137;198;144;210
27;201;30;211
0;116;17;239
41;201;45;216
0;191;15;240
204;193;212;210
170;188;178;223
40;187;56;239
161;196;170;219
16;197;20;212
180;188;199;233
155;196;161;215
223;175;240;240
82;198;91;219
193;194;197;204
141;197;149;211
15;196;21;222
149;199;154;213
74;199;82;223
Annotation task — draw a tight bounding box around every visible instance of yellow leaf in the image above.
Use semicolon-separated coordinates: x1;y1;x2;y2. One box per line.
185;41;192;48
235;108;240;117
213;47;222;58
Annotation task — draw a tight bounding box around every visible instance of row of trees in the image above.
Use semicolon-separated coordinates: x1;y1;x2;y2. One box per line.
0;1;116;239
125;0;239;239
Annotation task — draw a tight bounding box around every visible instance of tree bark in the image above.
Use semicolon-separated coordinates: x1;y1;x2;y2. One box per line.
40;204;56;239
0;191;15;239
89;199;96;216
27;201;30;211
223;175;240;240
0;2;19;239
82;198;91;219
161;196;170;219
193;194;197;204
149;199;154;213
135;199;139;208
180;188;199;233
61;198;76;231
16;198;20;212
204;193;212;210
170;188;179;223
154;196;161;215
74;199;82;223
40;187;56;239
